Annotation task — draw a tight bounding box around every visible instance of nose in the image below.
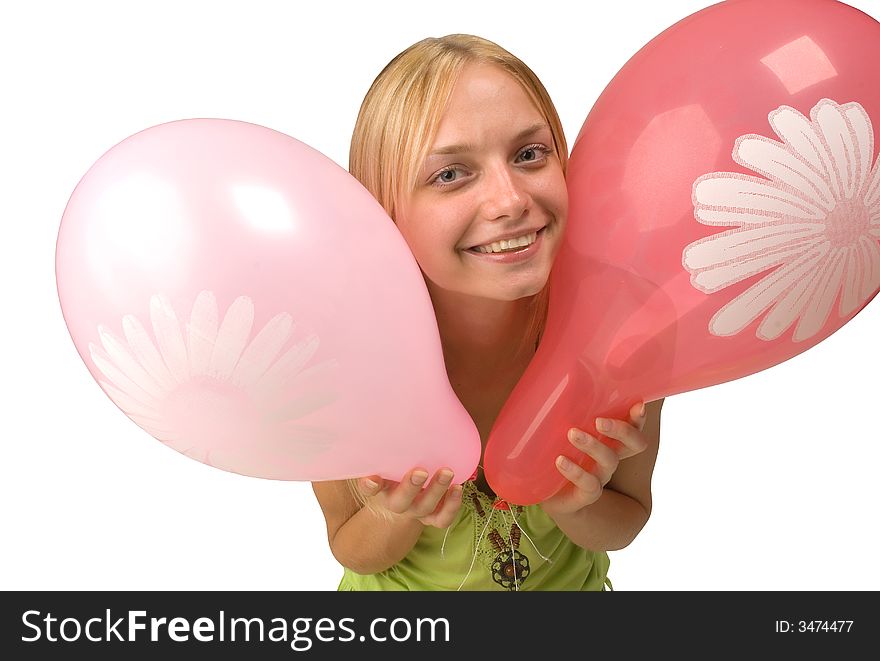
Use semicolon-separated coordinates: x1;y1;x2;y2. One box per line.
481;164;528;221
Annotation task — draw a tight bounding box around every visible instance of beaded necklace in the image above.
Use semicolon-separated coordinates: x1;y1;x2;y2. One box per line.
451;477;551;591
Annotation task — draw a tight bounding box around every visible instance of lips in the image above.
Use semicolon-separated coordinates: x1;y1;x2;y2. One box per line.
464;227;547;263
467;226;546;254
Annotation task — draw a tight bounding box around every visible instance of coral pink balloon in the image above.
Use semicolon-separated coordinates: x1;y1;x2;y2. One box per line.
56;119;480;482
485;0;880;504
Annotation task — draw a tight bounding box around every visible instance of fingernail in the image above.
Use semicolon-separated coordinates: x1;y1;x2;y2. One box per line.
450;484;463;498
639;403;646;418
411;470;429;486
556;455;572;471
437;469;454;486
596;418;611;432
569;429;591;445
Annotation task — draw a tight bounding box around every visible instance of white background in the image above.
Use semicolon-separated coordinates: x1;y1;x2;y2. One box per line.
2;0;878;592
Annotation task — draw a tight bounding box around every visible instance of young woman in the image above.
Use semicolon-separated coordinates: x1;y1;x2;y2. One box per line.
312;34;662;590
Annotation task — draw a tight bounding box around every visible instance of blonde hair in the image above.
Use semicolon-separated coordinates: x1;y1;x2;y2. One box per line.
350;33;568;217
347;35;567;504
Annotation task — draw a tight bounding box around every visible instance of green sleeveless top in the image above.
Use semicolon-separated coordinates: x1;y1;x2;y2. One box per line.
339;480;611;591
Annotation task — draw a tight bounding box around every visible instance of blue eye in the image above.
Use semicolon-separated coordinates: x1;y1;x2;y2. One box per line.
516;144;551;164
430;166;468;187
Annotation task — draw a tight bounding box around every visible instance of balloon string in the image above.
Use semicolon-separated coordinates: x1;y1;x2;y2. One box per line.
457;506;495;591
509;506;552;563
446;465;551;590
440;523;452;559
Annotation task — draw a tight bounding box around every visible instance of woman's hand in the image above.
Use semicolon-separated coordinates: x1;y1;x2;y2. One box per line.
356;468;463;528
540;402;650;518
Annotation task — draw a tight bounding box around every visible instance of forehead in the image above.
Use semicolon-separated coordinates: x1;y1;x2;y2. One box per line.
431;63;545;144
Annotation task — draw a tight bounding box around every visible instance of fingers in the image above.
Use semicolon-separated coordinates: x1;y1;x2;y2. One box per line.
628;401;648;431
568;428;618;484
359;476;383;497
380;468;457;519
595;413;649;459
420;483;464;528
555;454;603;500
410;469;456;518
381;468;429;514
550;406;650;513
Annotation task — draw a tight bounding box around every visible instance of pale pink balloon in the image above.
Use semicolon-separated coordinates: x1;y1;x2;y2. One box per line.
56;119;480;482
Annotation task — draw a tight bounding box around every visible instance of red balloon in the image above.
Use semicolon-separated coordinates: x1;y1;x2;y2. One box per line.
485;0;880;504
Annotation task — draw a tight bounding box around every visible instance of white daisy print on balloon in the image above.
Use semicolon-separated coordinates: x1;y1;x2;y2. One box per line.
88;291;338;477
683;99;880;341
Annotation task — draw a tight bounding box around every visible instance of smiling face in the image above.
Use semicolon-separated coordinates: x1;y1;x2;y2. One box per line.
395;63;568;303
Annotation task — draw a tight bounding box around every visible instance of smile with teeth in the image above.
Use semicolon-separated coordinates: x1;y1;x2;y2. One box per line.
471;231;538;254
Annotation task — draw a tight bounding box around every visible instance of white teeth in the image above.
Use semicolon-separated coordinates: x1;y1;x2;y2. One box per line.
474;232;538;254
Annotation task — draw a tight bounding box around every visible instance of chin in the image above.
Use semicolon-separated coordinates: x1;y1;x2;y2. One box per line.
494;278;549;302
510;287;545;302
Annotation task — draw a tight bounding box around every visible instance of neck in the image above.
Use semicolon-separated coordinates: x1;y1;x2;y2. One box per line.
427;284;538;372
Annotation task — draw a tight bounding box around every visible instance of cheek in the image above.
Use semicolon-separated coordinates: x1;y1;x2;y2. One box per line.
395;203;465;273
553;182;568;225
536;169;568;227
553;165;569;209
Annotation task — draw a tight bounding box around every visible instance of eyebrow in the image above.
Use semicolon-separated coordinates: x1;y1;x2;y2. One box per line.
427;122;550;157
